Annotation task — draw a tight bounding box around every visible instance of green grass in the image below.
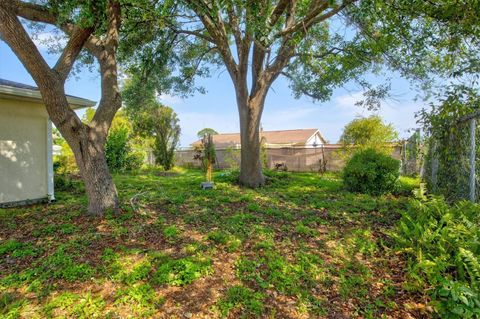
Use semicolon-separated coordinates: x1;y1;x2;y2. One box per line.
0;169;422;318
216;285;265;318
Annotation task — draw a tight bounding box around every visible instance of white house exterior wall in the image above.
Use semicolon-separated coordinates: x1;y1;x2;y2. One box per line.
0;98;50;205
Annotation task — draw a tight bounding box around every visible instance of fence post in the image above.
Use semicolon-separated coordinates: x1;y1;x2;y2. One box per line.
469;117;476;202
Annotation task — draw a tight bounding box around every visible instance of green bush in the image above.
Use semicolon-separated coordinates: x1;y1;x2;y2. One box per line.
53;159;84;193
392;199;480;318
125;151;145;172
343;148;400;195
105;127;143;172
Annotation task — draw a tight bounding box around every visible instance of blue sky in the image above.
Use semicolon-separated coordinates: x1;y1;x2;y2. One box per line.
0;31;425;147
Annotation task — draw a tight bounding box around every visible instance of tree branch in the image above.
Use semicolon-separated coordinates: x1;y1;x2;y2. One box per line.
105;0;121;50
185;0;238;79
250;42;266;96
91;0;123;134
0;1;84;131
0;2;53;83
54;27;94;81
268;0;291;27
280;71;321;100
275;0;356;38
172;28;215;43
13;0;56;24
12;0;105;68
264;0;356;88
226;2;243;53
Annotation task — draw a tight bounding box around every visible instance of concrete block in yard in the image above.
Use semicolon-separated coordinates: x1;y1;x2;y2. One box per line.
200;182;214;190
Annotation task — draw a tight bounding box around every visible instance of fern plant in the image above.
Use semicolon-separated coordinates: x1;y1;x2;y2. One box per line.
392;198;480;318
459;248;480;291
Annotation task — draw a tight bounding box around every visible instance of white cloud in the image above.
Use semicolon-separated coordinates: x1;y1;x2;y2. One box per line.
332;91;426;140
158;93;183;106
334;91;364;112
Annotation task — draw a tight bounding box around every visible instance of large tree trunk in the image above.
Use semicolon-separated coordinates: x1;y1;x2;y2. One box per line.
237;95;266;188
41;83;119;216
72;135;119;216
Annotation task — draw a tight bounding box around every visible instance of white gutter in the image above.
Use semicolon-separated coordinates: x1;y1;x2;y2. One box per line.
0;84;96;109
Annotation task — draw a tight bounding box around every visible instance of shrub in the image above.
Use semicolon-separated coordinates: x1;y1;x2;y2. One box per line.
216;169;240;184
105;127;144;172
53;168;84;193
53;136;78;175
339;115;398;155
106;127;130;172
392;199;480;318
125;151;144;172
343;148;400;195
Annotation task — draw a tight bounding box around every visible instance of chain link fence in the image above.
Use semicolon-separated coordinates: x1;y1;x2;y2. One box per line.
423;116;478;202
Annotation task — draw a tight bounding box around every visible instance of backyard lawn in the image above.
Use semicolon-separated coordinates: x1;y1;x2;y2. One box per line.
0;169;424;318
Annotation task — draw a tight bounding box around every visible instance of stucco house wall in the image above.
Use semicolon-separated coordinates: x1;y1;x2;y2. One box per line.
0;98;51;204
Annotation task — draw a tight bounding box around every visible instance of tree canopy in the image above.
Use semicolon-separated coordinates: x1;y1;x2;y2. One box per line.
348;0;480;97
197;128;218;139
124;79;181;171
339;115;398;152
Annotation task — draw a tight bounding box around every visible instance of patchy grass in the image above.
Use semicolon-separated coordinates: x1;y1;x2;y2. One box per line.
0;169;424;318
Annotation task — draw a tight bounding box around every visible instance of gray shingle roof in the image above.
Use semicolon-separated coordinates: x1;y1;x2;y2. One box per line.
0;78;39;91
0;78;94;103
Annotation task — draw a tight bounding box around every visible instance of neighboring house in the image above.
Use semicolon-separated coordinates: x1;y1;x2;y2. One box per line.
191;128;327;149
0;79;95;207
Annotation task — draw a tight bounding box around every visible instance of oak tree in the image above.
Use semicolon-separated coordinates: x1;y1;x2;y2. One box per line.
163;0;383;187
0;0;123;215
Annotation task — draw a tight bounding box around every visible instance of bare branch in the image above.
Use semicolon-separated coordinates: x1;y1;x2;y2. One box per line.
54;27;94;81
13;0;56;24
185;0;238;80
172;28;215;43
